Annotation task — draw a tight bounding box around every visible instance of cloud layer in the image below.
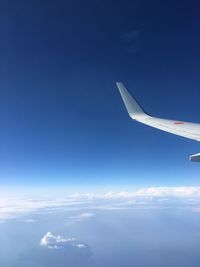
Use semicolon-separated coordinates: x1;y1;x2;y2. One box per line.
1;187;200;220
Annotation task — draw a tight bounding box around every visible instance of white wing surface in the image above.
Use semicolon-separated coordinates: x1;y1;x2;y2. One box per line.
117;82;200;161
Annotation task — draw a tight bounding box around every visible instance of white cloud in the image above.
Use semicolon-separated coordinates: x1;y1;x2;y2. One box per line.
69;187;200;201
40;232;87;250
69;212;94;221
0;196;85;220
76;244;86;248
78;187;200;199
133;187;200;198
2;187;200;220
22;219;35;223
80;212;94;218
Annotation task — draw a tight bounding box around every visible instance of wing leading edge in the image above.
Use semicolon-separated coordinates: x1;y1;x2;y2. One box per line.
116;82;200;162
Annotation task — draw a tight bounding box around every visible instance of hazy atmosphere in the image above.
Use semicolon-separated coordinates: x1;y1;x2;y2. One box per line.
1;0;200;266
2;188;200;267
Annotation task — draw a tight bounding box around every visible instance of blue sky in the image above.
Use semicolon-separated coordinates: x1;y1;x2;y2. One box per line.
1;0;200;189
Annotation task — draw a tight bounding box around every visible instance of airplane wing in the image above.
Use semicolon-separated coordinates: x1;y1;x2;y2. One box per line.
116;82;200;161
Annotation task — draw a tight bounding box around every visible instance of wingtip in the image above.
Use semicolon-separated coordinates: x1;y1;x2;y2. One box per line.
116;82;123;86
116;81;147;120
116;82;125;90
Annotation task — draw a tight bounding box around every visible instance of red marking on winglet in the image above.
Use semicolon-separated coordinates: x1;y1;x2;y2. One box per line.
174;122;185;125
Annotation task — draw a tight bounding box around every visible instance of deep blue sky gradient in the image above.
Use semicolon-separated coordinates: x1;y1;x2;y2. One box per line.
1;0;200;187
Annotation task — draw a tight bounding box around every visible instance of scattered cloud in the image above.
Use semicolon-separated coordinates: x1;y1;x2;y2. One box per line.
76;244;86;248
22;219;35;223
80;212;94;218
40;232;87;250
69;212;94;221
21;232;92;267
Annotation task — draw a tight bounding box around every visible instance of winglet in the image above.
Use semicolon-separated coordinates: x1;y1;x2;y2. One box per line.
116;82;148;121
190;153;200;162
